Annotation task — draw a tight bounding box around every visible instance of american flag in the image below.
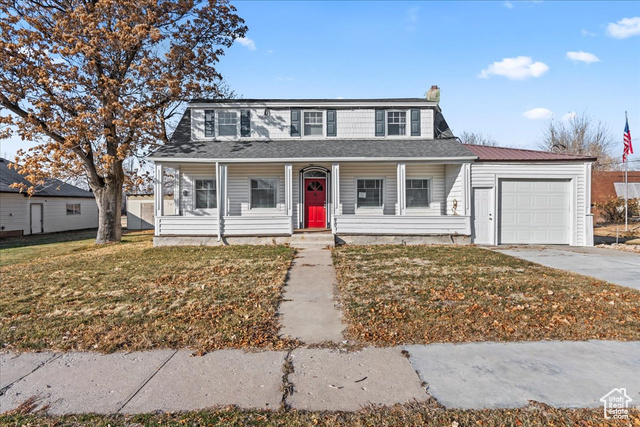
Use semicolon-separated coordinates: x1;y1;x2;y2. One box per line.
623;116;633;162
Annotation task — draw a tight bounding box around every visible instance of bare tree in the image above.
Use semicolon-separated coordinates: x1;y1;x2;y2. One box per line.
458;131;499;146
538;113;619;170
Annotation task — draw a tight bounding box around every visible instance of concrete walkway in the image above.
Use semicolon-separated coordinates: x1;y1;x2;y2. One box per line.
278;248;344;344
494;246;640;290
1;341;638;414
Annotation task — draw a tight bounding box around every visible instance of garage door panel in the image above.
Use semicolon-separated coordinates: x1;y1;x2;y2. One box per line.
499;179;570;245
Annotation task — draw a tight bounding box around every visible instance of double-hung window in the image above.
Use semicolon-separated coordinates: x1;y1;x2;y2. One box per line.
356;179;383;208
195;179;217;209
303;112;323;136
218;111;238;137
406;179;430;208
251;178;277;209
387;111;406;136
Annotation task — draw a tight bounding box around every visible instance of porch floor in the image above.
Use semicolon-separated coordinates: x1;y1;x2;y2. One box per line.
293;228;331;234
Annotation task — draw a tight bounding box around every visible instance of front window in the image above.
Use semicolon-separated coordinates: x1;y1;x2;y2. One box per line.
251;178;277;208
356;179;383;208
195;179;217;209
66;203;81;215
204;110;215;137
387;111;406;136
406;179;430;208
304;112;323;136
218;111;238;137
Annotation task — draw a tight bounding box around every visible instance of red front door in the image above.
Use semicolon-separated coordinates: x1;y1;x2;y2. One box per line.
305;178;326;228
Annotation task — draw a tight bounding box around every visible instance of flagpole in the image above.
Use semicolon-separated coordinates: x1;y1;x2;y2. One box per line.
625;111;628;232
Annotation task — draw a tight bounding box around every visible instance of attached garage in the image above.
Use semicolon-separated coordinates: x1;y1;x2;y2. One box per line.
499;179;570;244
465;145;595;247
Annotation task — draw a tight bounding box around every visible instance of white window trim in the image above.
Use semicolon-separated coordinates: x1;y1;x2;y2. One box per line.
405;177;432;210
248;176;280;211
385;110;408;138
302;110;325;138
217;110;240;140
66;203;81;215
204;109;216;139
192;178;218;212
354;177;385;212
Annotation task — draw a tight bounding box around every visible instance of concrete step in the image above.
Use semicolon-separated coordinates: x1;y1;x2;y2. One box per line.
290;233;335;248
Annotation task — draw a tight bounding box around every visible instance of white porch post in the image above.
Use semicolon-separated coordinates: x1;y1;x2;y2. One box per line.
174;167;181;215
216;162;221;241
331;163;340;233
285;163;293;234
397;163;406;215
218;163;228;231
154;163;164;232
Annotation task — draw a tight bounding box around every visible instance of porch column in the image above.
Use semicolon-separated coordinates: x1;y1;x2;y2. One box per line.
331;163;340;233
285;163;293;233
154;163;164;232
397;163;406;215
462;163;471;217
216;162;221;241
174;166;181;215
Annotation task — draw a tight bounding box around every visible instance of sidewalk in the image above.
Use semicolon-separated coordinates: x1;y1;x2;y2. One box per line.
1;340;638;414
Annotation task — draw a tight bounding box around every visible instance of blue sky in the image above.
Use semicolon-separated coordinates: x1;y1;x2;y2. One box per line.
217;0;640;164
2;0;639;166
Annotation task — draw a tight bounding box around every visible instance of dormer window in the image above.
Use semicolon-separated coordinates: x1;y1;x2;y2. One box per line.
304;112;323;136
387;111;406;136
218;111;238;137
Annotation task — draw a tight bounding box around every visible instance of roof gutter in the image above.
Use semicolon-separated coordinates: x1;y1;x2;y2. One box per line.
147;156;478;164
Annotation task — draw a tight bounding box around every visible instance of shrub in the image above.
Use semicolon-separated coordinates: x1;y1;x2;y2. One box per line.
595;197;640;224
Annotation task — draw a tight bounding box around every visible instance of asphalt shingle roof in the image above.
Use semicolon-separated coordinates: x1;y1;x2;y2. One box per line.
152;109;476;161
0;158;94;198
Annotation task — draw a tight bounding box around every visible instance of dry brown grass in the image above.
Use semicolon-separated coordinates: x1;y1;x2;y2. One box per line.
332;245;640;345
0;232;295;353
0;403;637;426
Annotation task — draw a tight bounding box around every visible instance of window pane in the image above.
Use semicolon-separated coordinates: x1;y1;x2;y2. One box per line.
387;112;406;136
251;179;277;208
218;111;237;136
304;112;323;136
406;179;429;207
195;180;216;209
356;179;383;208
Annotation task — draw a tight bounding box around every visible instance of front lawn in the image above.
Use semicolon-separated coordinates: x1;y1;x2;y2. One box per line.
332;245;640;345
0;232;295;353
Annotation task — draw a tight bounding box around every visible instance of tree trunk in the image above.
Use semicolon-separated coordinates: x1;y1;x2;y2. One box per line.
93;179;123;244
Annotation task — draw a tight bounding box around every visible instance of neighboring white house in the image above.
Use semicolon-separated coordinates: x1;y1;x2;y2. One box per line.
148;98;595;246
0;158;98;237
126;194;174;230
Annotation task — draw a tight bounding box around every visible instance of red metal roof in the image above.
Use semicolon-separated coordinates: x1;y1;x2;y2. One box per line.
463;144;597;162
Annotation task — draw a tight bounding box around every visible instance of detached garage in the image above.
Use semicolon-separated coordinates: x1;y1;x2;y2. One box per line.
0;158;98;236
465;146;595;246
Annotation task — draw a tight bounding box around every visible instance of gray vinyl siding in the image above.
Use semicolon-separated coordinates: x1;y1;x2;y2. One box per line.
470;162;589;246
0;193;98;235
339;163;397;215
226;163;286;216
179;164;218;216
405;164;446;215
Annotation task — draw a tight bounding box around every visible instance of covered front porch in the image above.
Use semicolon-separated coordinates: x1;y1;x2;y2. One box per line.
152;160;472;245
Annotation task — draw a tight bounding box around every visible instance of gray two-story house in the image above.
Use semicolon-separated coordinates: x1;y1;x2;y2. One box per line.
148;98;595;246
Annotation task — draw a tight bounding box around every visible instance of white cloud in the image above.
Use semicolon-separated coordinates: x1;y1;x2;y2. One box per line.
504;1;514;9
566;51;600;64
277;76;293;81
581;29;596;37
479;56;549;80
523;108;553;120
606;17;640;39
236;37;257;51
562;112;577;121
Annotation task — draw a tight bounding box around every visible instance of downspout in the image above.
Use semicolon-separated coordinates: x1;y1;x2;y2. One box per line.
216;161;221;242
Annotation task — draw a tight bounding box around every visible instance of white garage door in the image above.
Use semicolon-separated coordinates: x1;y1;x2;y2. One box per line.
499;179;570;244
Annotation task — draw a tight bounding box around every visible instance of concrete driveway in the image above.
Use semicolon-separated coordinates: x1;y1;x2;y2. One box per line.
494;246;640;290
